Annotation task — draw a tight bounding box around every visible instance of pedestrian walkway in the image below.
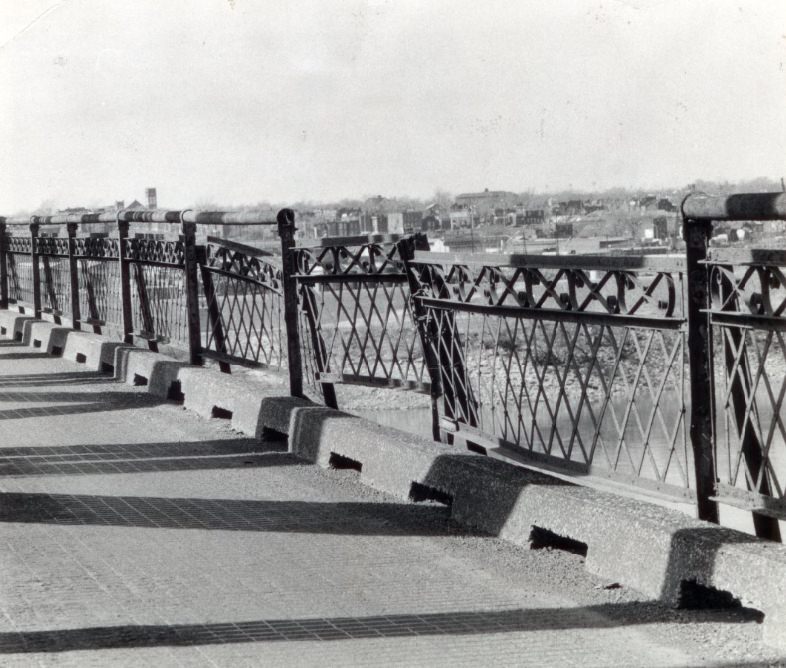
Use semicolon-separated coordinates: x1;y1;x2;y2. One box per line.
0;339;781;667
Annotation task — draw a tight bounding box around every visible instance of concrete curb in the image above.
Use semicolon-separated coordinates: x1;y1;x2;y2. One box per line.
285;398;786;651
175;366;303;438
0;310;35;343
61;331;129;372
113;347;187;398
0;308;784;649
24;320;72;355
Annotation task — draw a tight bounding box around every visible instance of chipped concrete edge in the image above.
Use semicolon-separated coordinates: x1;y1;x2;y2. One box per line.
0;308;783;650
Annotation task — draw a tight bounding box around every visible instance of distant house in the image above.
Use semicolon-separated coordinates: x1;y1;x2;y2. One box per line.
524;209;546;226
454;189;519;221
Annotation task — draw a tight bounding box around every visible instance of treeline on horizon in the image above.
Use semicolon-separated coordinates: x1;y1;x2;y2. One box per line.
19;176;784;217
263;176;786;213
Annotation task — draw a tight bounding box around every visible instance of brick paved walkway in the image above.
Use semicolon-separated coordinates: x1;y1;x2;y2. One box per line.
0;339;782;667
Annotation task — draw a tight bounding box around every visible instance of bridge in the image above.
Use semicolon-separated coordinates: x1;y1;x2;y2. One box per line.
0;193;784;665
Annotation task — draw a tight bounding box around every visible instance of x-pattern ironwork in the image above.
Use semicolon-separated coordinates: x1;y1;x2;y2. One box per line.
6;237;32;254
200;241;285;370
205;243;282;289
709;257;786;506
409;255;689;495
35;237;69;257
295;239;427;390
130;264;187;343
73;238;120;259
296;242;405;277
435;262;678;317
125;239;185;266
77;258;121;328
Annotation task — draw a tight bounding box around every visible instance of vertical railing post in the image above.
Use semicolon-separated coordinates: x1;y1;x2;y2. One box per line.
277;208;304;398
682;214;719;523
117;215;133;343
0;220;7;310
181;217;202;366
66;221;81;330
30;220;41;318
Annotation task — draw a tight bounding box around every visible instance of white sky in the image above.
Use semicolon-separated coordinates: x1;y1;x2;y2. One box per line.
0;0;784;211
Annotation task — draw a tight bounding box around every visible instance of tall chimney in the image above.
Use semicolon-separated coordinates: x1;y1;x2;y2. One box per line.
146;188;158;209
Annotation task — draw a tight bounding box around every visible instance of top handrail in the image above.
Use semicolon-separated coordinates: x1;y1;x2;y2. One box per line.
682;192;786;222
0;209;279;226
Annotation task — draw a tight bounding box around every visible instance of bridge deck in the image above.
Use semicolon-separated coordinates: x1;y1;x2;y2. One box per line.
0;339;779;667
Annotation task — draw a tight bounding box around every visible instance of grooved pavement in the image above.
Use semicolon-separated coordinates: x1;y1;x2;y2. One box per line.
0;340;781;667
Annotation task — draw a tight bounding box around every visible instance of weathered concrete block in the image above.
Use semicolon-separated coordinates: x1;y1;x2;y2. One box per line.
24;320;71;355
177;367;298;437
62;331;129;371
0;310;34;343
114;347;187;398
289;402;786;650
289;406;462;498
256;395;314;437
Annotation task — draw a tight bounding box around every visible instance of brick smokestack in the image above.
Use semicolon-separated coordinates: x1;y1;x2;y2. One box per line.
146;188;158;209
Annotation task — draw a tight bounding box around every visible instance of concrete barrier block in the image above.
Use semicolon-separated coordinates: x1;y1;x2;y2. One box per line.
0;310;34;342
62;331;129;371
177;367;294;436
177;367;228;418
289;406;460;498
256;395;314;437
114;347;187;398
25;320;71;355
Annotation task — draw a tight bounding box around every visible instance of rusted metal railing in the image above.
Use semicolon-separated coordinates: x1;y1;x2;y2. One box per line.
292;232;431;409
0;193;784;534
682;192;786;536
406;251;691;500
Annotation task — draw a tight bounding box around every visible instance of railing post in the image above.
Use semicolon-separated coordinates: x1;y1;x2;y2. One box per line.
0;221;7;310
117;215;133;343
181;217;202;366
682;214;720;523
66;222;81;330
30;221;41;318
277;208;304;398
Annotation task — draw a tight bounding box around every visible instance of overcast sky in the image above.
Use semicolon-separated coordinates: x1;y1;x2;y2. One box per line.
0;0;784;211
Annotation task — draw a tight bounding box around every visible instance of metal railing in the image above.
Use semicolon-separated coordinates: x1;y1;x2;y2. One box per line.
406;251;691;498
682;192;786;539
293;233;432;409
0;193;784;536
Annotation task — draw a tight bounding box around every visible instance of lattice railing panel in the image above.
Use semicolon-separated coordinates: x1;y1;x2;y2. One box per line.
125;238;185;266
708;255;786;511
77;258;122;329
130;264;188;343
73;238;122;328
6;237;34;306
295;238;428;391
200;240;285;370
301;279;427;388
409;254;690;496
38;255;71;317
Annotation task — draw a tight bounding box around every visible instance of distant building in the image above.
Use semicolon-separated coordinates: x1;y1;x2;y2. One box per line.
523;209;546;226
454;189;519;221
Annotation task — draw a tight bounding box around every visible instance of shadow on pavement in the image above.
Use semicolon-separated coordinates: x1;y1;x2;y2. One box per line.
0;371;116;386
0;604;762;654
0;438;292;477
0;389;164;420
0;491;463;536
